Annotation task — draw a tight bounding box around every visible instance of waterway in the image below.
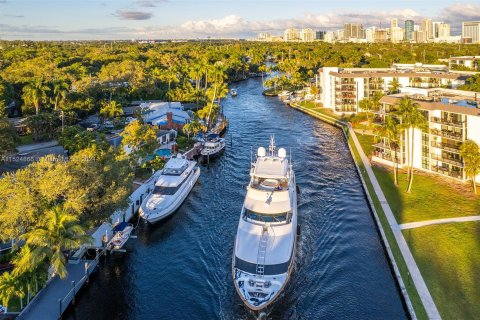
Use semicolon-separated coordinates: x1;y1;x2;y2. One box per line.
65;77;406;319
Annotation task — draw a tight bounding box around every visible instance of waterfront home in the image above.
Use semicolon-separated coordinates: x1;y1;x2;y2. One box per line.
141;102;191;130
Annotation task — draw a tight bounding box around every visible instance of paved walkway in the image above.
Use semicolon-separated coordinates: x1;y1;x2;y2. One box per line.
400;215;480;230
290;104;441;319
17;140;59;153
349;124;441;319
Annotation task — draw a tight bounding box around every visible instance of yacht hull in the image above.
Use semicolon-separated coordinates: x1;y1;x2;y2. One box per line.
140;167;200;224
232;236;296;311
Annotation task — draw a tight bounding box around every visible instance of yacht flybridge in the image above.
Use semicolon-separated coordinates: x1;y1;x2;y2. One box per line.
139;154;200;224
232;136;298;311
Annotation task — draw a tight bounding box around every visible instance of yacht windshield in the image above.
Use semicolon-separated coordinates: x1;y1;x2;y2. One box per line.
162;164;188;176
244;209;288;223
153;185;179;195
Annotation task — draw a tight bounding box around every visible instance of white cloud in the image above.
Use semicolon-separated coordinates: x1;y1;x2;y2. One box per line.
114;10;152;20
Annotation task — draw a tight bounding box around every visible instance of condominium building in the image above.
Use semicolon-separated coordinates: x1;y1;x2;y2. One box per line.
316;31;326;40
317;64;465;113
365;27;376;43
449;56;480;71
374;29;389;43
462;21;480;44
300;28;316;42
343;23;364;40
284;28;300;42
437;22;451;38
422;18;434;41
405;20;414;41
414;30;427;43
390;26;405;43
373;87;480;181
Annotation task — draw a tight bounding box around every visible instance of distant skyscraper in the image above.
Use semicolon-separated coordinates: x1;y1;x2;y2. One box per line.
462;21;480;44
422;18;434;41
343;23;364;40
300;28;316;42
437;23;451;38
315;31;326;40
283;28;300;42
405;20;414;41
391;18;398;29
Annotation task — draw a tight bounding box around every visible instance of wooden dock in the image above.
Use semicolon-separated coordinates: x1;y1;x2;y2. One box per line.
17;250;104;320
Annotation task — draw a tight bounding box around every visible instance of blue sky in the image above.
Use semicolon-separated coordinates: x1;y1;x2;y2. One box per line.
0;0;480;40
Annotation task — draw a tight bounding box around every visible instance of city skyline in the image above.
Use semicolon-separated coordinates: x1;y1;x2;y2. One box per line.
0;1;480;40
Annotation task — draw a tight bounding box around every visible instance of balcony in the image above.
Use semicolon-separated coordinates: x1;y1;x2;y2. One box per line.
430;129;463;141
431;166;463;179
430;153;463;167
430;117;464;128
430;141;461;153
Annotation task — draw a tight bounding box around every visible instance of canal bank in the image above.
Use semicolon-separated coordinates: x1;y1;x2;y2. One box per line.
65;78;406;320
288;102;439;320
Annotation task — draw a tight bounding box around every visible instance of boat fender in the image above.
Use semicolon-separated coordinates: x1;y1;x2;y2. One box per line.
297;224;301;236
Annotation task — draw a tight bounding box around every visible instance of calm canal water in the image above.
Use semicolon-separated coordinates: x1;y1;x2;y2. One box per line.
65;78;406;320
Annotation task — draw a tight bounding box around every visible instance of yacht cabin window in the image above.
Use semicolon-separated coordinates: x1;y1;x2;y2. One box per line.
251;177;288;191
244;209;289;223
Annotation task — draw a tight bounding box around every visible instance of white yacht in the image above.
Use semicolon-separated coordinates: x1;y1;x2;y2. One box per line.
232;136;298;311
230;88;238;96
139;155;200;224
200;133;225;159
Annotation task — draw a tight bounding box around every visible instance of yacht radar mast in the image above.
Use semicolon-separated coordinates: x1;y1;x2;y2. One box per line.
268;135;276;156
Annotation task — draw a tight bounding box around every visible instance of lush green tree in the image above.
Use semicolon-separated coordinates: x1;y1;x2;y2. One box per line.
458;74;480;92
0;116;20;158
120;121;159;164
24;112;59;141
395;97;427;193
22;80;50;115
58;125;107;154
51;80;69;110
388;78;401;94
21;204;89;279
0;271;24;310
460;140;480;194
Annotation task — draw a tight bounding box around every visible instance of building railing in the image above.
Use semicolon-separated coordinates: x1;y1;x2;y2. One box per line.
430;141;461;152
430;117;464;127
430;129;463;141
430;153;463;167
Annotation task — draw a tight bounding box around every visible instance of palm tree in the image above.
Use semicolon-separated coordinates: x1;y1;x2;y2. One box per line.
21;204;90;279
99;100;123;123
395;97;427;193
51;80;69;110
0;272;17;309
374;116;400;185
388;78;401;94
460;140;480;194
22;80;50;115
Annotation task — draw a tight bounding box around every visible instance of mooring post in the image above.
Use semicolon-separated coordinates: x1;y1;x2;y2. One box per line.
58;298;62;319
71;280;76;305
85;262;89;283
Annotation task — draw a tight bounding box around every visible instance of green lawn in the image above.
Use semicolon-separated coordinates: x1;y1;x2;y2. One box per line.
404;222;480;320
19;134;34;145
373;167;480;223
355;132;480;223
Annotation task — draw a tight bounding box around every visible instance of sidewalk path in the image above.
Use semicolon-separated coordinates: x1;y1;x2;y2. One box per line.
349;124;441;319
400;215;480;230
17;140;59;153
290;103;441;319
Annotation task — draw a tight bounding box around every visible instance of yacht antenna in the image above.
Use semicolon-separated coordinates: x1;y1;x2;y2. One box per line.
269;135;276;156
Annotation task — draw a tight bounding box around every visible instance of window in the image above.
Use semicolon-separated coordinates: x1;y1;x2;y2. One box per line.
153;185;179;196
244;209;288;223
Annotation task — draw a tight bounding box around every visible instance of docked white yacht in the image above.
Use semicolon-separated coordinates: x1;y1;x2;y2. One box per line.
139;155;200;224
232;136;298;311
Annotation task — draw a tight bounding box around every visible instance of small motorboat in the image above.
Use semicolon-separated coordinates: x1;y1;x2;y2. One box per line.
230;88;238;97
109;222;134;250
